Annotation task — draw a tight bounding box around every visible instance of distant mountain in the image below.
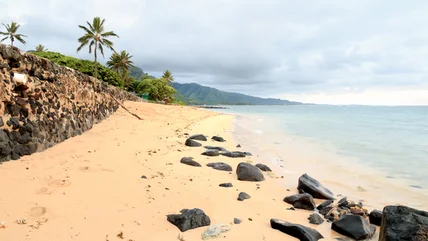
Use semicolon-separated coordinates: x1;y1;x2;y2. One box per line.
129;66;145;79
172;82;301;105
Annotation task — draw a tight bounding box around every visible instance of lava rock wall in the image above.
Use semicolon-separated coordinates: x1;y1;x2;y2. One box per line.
0;44;141;162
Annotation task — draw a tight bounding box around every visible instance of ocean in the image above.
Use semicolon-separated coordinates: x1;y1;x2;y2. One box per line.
212;105;428;209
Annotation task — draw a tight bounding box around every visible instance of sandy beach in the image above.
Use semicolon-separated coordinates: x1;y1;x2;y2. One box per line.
0;101;423;241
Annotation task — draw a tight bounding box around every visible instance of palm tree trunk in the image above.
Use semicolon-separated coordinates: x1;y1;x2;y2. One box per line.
94;41;98;79
11;36;14;47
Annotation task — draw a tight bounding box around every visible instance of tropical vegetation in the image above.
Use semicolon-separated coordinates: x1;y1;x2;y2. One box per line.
35;44;47;52
107;50;134;89
0;21;27;46
162;70;174;84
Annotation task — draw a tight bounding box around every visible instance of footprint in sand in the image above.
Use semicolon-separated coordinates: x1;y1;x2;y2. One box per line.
29;206;47;217
36;187;54;195
47;179;72;187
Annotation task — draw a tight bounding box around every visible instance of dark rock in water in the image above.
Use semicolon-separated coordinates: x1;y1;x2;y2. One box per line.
185;138;202;147
379;205;428;241
317;200;334;210
167;208;211;232
236;162;265;182
189;134;207;141
204;146;227;152
219;183;233;188
255;163;272;172
338;197;348;207
369;209;382;226
236;144;241;148
233;218;241;224
270;218;324;241
180;157;201;167
207;162;232;171
284;193;316;210
201;149;219;156
237;192;251;201
308;213;324;225
332;214;376;240
211;136;225;142
297;173;335;200
221;151;247;158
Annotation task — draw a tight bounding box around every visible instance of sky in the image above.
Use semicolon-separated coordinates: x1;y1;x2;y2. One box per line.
1;0;428;105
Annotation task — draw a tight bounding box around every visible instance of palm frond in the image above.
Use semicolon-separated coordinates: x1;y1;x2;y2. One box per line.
98;43;105;57
86;21;95;33
1;36;8;42
101;31;118;37
78;25;94;35
88;40;95;54
101;38;115;51
15;35;26;44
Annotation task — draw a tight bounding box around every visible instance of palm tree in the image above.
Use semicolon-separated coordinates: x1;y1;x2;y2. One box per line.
0;21;27;47
35;44;48;52
162;70;174;84
107;50;135;89
77;17;119;79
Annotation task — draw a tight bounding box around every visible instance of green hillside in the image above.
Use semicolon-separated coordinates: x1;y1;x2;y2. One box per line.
172;82;301;105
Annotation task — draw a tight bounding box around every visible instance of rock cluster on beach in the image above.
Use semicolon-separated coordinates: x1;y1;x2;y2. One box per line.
0;44;140;163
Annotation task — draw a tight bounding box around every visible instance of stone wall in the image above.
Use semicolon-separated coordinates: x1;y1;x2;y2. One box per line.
0;44;141;162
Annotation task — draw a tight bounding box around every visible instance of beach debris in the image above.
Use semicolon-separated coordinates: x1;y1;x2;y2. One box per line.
201;224;231;240
233;218;241;224
201;150;219;157
185;138;202;147
284;193;316;210
255;163;272;172
219;183;233;188
332;215;376;240
0;221;5;229
211;136;225;142
117;231;124;239
207;162;232;172
180;157;201;167
189;134;207;141
204;146;228;152
167;208;211;232
357;186;367;192
221;151;247;158
379;205;428;241
177;233;186;241
236;162;265;182
237;192;251;201
297;173;335;200
369;209;382;226
248;218;253;221
16;218;27;225
270;218;324;241
317;200;334;210
308;213;324;225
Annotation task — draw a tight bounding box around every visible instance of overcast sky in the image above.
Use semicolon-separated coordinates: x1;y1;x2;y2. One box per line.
2;0;428;105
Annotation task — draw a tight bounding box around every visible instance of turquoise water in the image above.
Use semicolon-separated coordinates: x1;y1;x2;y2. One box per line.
214;105;428;190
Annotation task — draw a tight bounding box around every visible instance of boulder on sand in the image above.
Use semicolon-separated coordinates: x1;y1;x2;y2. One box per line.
236;162;265;182
270;218;324;241
297;173;335;200
379;205;428;241
167;208;211;232
185;138;202;147
317;200;334;210
332;214;376;240
207;162;232;171
308;213;324;225
237;192;251;201
284;193;316;210
189;134;207;141
201;149;219;156
221;151;247;158
211;136;225;142
180;157;201;167
204;146;228;152
369;209;382;226
255;163;272;172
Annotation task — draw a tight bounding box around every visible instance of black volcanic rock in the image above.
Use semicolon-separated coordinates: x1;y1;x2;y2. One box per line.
219;183;233;188
167;208;211;232
201;149;219;156
211;136;225;142
204;146;227;152
189;134;207;141
237;192;251;201
284;193;316;210
255;163;272;172
180;157;201;167
297;173;335;200
332;214;376;240
185;138;202;147
379;205;428;241
317;200;334;210
236;162;265;182
221;151;247;158
270;218;324;241
369;209;382;226
308;213;324;225
207;162;232;171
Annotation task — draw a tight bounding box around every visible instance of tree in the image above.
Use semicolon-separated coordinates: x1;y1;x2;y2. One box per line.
107;50;134;89
77;17;119;79
136;77;176;101
162;69;174;84
0;21;27;47
35;44;48;52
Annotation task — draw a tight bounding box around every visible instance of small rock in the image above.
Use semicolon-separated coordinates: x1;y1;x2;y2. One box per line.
189;134;207;141
317;200;334;210
332;214;376;240
207;162;232;171
0;117;4;127
236;162;265;182
237;192;251;201
236;144;241;148
201;149;219;157
204;146;227;152
255;163;272;172
141;175;147;179
297;173;335;200
287;207;295;211
270;218;324;241
233;218;241;224
201;224;231;240
180;157;202;167
369;209;382;226
221;151;247;158
219;183;233;188
284;193;316;210
308;213;324;225
338;197;348;207
211;136;225;142
185;138;202;147
167;208;211;232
